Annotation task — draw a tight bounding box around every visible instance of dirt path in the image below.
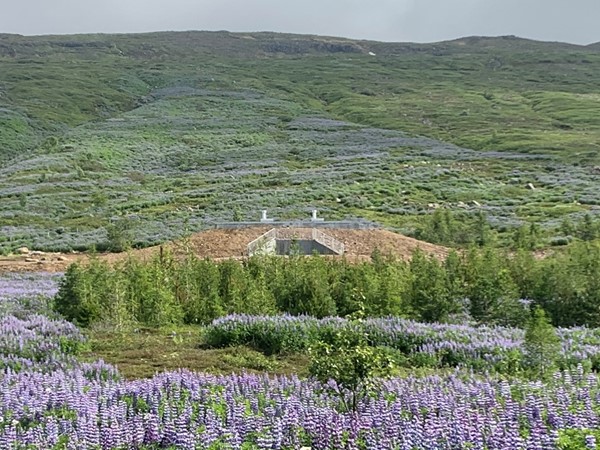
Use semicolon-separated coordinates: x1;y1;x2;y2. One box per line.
0;227;448;273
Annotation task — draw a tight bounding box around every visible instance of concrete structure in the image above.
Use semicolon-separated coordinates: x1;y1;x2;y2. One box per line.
247;228;345;256
276;239;337;255
215;209;378;231
311;209;324;222
216;220;377;230
260;210;274;223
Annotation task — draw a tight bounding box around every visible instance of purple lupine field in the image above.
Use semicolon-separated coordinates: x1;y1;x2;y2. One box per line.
3;367;600;449
0;272;60;317
207;314;600;370
2;273;600;449
0;272;60;298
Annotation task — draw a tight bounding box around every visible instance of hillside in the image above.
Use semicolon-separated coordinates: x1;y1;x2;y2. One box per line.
1;31;600;252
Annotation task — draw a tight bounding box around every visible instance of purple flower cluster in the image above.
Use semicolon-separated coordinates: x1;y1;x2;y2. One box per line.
0;272;87;373
1;367;600;449
207;314;600;369
0;272;60;318
3;274;600;449
0;314;86;372
0;272;60;300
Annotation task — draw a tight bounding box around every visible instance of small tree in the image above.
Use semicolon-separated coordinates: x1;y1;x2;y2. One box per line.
232;208;243;222
408;250;454;322
523;307;560;379
18;193;27;208
54;260;108;327
577;214;598;241
106;218;133;252
464;247;519;324
308;308;394;412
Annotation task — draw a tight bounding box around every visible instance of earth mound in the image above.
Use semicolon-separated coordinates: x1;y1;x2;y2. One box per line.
0;227;448;272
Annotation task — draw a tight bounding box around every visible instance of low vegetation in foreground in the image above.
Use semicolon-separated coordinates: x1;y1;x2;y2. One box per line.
1;261;600;448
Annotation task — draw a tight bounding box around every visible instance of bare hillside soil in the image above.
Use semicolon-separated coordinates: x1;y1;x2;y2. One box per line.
0;227;448;272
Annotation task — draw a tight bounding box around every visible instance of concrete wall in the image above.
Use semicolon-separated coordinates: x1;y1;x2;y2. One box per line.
275;239;338;256
247;229;278;256
253;238;276;255
215;220;378;230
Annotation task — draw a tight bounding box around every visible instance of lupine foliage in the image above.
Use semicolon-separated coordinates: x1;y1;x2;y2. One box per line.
205;314;600;373
0;273;90;373
0;272;60;318
3;362;600;448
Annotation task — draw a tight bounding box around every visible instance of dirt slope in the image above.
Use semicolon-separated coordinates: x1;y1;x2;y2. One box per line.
0;227;448;272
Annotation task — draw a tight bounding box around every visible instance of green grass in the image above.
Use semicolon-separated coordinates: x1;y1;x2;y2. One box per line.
82;324;447;380
83;325;310;379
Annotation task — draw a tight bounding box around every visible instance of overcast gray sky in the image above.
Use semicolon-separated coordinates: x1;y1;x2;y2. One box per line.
1;0;598;45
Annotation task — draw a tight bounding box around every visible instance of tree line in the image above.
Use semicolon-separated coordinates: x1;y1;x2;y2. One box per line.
414;209;600;248
54;241;600;329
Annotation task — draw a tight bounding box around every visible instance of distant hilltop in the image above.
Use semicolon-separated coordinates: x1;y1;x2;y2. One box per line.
1;30;598;61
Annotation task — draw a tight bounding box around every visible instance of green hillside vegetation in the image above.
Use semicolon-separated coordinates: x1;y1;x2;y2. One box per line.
1;31;599;251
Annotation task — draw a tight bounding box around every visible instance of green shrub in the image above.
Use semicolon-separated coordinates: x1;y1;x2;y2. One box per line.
308;311;395;412
523;307;560;379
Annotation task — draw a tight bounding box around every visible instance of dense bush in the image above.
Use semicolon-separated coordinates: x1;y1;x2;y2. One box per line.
205;314;600;373
54;241;600;329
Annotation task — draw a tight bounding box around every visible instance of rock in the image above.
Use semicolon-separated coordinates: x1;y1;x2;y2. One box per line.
16;247;30;255
56;256;68;262
592;166;600;174
25;258;39;263
472;200;481;207
458;201;467;208
526;183;536;190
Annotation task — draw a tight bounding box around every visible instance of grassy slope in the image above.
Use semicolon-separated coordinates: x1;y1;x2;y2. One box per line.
0;31;599;251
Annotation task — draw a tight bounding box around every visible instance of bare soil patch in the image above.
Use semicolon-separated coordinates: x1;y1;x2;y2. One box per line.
0;227;448;273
